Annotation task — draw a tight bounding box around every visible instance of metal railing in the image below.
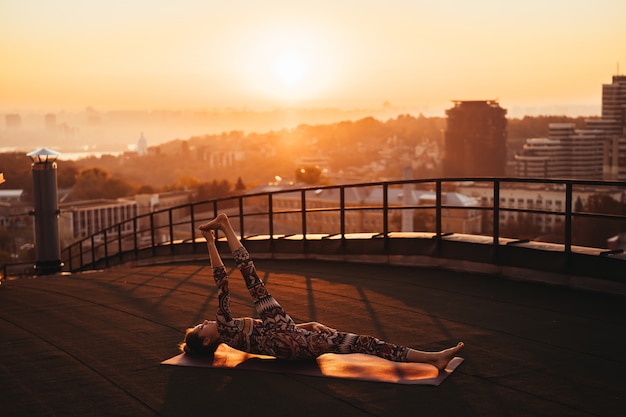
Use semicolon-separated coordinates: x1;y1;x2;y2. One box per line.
56;177;626;275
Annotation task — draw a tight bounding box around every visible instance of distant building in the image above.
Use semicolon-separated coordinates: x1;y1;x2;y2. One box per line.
45;113;57;130
0;189;31;229
0;189;23;204
60;199;139;241
137;132;148;156
443;100;508;177
515;124;605;179
515;75;626;180
59;190;195;245
5;113;21;129
249;185;482;235
456;181;625;236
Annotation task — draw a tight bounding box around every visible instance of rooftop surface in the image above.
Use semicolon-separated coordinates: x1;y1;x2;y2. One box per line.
1;257;624;417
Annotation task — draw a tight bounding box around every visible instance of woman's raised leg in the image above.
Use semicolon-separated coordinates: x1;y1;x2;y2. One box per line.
199;226;231;322
199;214;297;331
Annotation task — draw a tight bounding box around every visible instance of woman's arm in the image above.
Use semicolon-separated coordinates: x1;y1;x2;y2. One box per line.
296;321;336;333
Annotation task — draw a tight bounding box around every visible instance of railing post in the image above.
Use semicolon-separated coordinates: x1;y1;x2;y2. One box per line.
79;240;84;271
383;183;389;250
565;182;573;259
190;203;196;245
433;180;445;256
301;190;307;240
150;213;156;257
103;229;109;267
435;180;442;238
90;235;96;269
66;245;72;272
238;197;245;240
493;179;501;263
268;194;274;241
117;224;123;264
133;218;138;257
340;187;346;240
211;201;219;240
168;209;174;253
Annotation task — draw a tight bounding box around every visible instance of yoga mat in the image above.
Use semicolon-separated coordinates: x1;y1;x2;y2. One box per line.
161;344;464;386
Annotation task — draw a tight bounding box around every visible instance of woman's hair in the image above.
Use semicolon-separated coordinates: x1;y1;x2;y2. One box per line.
179;327;220;356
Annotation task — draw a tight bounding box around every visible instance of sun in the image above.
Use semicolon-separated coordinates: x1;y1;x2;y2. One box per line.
273;50;308;87
237;24;339;103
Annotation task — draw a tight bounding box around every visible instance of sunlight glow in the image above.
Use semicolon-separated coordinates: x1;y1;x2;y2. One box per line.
237;22;340;103
273;51;308;87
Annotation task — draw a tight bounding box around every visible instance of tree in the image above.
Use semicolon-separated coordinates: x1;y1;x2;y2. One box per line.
295;166;322;185
194;180;232;202
71;167;134;200
56;162;78;189
234;177;246;193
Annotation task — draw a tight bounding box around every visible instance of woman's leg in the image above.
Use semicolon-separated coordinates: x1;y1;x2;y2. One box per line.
317;332;463;369
199;227;232;322
405;342;464;370
322;332;410;361
200;214;297;331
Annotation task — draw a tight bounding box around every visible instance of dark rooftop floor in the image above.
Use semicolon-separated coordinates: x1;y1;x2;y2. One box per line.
1;257;624;417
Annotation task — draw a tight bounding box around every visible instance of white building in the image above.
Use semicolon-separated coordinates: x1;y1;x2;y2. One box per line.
253;185;482;235
137;132;148;156
515;75;626;180
456;182;624;235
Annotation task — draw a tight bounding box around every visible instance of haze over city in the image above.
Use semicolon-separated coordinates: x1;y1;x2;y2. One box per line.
1;0;625;151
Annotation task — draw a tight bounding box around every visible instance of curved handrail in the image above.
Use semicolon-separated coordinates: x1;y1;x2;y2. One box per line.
57;177;626;275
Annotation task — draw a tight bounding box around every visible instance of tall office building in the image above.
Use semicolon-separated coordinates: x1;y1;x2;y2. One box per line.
443;100;508;177
515;75;626;180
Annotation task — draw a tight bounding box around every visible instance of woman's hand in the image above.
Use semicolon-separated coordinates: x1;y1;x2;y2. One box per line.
200;228;215;244
298;321;336;333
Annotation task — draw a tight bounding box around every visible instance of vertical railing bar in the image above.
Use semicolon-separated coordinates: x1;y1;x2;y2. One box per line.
301;190;307;240
239;197;245;240
103;228;109;267
133;217;138;257
268;194;274;241
383;183;389;250
435;180;442;237
493;179;501;264
168;209;174;253
79;240;84;271
565;182;573;255
117;223;123;264
190;203;196;245
340;186;346;239
90;235;96;270
66;245;72;272
150;213;156;257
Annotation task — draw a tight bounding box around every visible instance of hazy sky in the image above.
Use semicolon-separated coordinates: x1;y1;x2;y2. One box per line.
2;0;625;115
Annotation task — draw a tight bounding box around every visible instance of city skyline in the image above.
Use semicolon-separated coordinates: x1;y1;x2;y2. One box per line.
1;0;625;117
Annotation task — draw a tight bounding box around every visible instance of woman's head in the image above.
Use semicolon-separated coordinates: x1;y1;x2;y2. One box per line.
179;320;221;356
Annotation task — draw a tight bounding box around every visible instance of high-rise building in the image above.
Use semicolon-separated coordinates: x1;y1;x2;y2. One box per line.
515;75;626;180
443;100;508;177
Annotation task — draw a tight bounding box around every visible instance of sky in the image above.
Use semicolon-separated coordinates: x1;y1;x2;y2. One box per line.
1;0;625;116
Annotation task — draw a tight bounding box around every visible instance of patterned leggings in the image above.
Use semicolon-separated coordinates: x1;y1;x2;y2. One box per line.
214;246;409;361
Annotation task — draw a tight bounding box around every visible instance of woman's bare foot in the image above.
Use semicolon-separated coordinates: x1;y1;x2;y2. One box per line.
199;213;229;232
429;342;464;370
407;342;464;370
